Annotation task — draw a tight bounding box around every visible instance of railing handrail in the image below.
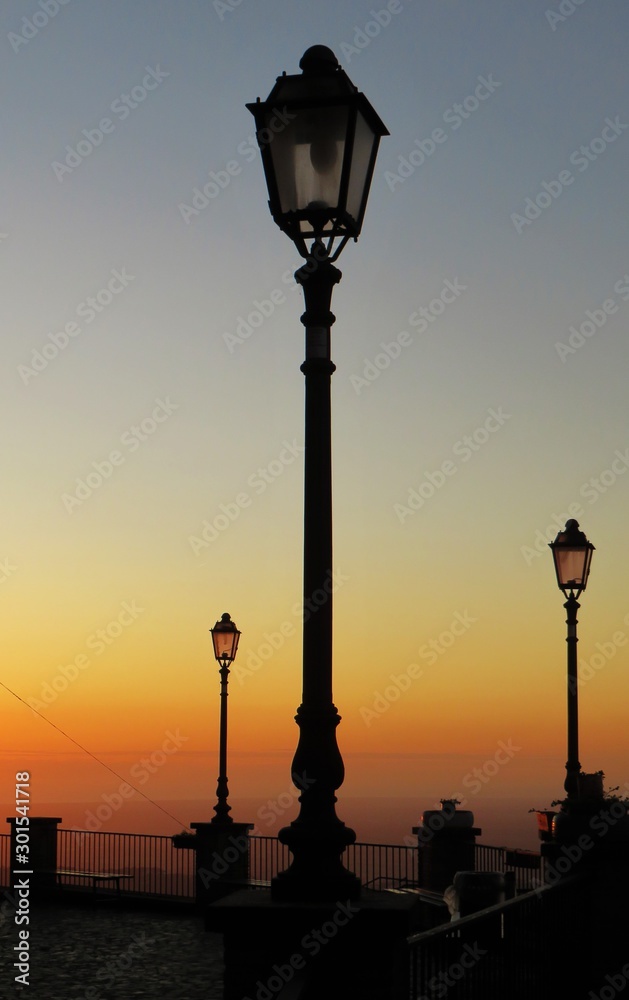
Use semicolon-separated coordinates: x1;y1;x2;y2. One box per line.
58;828;183;838
5;829;541;853
406;872;577;946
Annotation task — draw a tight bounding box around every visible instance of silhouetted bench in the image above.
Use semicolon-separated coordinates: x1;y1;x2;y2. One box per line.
52;870;134;895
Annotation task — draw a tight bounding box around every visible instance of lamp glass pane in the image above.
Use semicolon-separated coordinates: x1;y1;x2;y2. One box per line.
555;548;588;588
212;628;239;661
268;105;349;215
298;216;334;234
345;109;378;224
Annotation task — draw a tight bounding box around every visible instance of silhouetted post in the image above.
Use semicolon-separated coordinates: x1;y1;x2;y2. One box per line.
564;593;580;798
7;816;62;896
247;45;388;901
273;245;361;900
413;800;481;892
171;613;250;906
549;520;594;799
204;51;419;1000
210;612;241;825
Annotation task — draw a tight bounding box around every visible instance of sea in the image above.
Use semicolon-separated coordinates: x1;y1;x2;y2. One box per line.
27;795;542;852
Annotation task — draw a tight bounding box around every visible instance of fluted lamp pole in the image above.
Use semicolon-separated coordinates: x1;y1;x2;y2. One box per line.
549;520;594;801
210;612;241;825
247;46;388;901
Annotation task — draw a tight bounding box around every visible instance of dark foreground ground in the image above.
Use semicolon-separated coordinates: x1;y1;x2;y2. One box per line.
0;898;223;1000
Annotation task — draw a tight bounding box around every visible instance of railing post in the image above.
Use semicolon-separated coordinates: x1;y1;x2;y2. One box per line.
173;822;254;905
7;816;62;896
413;802;481;892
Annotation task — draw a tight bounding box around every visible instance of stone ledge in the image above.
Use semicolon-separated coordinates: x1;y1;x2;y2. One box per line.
205;888;423;1000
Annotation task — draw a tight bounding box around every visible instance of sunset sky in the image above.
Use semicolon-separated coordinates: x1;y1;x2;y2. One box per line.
2;0;629;850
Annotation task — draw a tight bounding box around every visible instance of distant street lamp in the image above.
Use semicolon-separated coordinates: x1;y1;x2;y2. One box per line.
247;46;388;901
210;612;241;825
549;520;595;800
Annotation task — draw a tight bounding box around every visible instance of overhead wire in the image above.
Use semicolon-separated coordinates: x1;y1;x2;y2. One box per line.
0;681;192;831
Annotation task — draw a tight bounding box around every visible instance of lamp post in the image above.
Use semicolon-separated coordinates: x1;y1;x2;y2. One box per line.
549;520;594;800
247;46;388;901
209;612;241;825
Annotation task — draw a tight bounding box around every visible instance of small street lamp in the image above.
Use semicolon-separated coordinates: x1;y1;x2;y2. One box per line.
209;612;241;825
247;46;388;901
549;520;595;800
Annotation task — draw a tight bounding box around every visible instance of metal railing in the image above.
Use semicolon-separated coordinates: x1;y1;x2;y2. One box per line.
407;874;585;998
248;832;290;882
474;843;505;873
0;829;542;900
0;833;9;891
246;837;419;888
474;843;542;893
235;838;542;892
347;840;418;888
56;828;195;898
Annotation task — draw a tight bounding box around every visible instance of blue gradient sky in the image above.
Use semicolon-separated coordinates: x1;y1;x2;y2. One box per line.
2;0;629;844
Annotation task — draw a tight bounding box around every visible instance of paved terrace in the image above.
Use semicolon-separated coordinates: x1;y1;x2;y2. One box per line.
0;899;223;1000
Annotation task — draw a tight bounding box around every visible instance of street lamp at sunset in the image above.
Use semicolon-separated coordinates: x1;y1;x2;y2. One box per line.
247;46;388;901
209;612;241;825
549;520;595;800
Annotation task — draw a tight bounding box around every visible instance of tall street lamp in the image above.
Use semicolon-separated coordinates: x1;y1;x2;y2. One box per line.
210;612;241;825
247;46;388;901
549;520;595;800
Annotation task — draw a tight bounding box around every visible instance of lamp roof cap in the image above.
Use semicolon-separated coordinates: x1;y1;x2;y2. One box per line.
299;46;339;75
554;519;592;547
